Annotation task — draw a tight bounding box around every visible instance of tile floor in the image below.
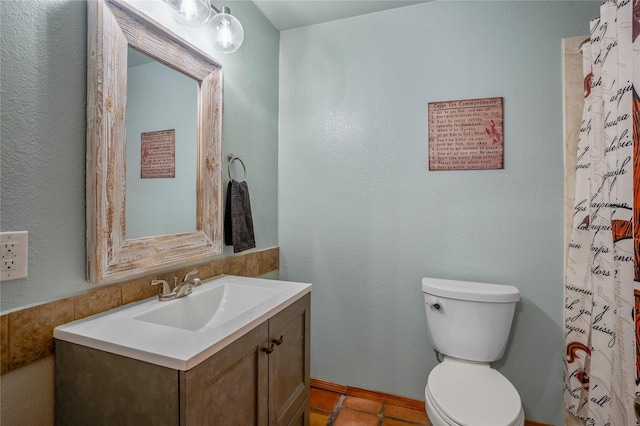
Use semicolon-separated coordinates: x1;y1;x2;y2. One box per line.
310;388;431;426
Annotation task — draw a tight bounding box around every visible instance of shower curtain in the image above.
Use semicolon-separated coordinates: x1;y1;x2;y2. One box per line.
564;1;638;424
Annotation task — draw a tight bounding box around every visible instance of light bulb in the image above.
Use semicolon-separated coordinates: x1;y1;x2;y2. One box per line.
179;0;198;23
217;19;233;49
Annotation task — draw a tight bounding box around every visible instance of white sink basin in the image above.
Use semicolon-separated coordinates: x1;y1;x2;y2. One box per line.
54;275;311;370
135;284;281;331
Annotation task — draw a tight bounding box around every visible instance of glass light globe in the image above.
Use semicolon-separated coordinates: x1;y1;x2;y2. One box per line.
211;9;244;53
165;0;211;28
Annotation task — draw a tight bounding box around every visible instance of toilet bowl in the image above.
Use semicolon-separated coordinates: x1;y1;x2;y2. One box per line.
422;278;524;426
425;358;524;426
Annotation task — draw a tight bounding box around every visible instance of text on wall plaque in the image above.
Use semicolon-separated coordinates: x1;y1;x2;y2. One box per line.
141;129;176;179
428;97;504;171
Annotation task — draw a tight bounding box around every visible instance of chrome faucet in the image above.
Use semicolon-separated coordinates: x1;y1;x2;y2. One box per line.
150;270;202;301
174;270;202;297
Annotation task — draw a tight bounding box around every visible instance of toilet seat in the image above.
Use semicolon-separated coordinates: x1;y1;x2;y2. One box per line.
426;358;523;426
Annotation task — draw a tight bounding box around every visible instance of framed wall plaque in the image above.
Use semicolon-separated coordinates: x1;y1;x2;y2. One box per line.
428;97;504;171
140;129;176;178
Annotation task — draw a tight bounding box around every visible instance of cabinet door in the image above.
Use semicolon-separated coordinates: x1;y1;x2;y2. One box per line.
286;397;310;426
268;294;311;426
55;340;180;426
181;322;269;425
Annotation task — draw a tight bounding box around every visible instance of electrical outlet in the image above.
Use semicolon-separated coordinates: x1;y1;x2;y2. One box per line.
1;231;28;281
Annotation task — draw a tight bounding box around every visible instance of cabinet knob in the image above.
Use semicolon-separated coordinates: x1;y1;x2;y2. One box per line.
262;335;284;354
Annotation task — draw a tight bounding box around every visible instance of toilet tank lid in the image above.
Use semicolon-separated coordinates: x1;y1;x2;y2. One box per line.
422;278;520;303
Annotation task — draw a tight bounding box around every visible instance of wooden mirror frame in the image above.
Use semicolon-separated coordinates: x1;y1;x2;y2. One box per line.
87;0;223;283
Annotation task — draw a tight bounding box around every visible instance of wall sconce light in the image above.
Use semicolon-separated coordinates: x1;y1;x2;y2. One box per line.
164;0;244;53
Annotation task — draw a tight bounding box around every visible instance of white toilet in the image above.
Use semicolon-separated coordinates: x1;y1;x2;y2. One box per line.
422;277;524;426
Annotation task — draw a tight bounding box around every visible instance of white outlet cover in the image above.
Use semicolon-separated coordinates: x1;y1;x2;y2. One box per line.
1;231;28;281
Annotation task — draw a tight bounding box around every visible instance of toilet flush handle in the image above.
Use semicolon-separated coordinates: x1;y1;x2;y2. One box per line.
424;295;442;311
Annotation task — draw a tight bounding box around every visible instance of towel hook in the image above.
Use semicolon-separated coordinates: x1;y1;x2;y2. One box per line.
227;154;247;181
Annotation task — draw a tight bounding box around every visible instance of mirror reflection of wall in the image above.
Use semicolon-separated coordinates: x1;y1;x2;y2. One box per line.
125;47;198;239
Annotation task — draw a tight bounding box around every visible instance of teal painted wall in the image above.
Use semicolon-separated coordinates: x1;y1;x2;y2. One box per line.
0;0;280;311
278;2;600;424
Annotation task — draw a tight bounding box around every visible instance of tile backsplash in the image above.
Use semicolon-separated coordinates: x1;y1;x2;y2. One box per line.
0;247;279;374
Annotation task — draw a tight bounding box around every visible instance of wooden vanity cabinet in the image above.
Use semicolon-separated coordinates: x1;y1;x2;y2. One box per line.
55;294;310;426
181;294;310;426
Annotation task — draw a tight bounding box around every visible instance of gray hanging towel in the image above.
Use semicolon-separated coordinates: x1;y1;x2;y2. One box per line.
224;179;256;253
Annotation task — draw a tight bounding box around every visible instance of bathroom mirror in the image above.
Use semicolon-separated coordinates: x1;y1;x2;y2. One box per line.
125;47;198;239
87;0;223;283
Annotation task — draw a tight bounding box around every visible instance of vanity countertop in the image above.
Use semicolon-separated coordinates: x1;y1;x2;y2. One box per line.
54;275;311;370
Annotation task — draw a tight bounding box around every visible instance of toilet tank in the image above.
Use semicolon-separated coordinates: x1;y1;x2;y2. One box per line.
422;278;520;363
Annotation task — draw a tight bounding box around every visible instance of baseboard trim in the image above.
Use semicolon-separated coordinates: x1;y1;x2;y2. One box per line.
311;377;425;411
310;377;552;426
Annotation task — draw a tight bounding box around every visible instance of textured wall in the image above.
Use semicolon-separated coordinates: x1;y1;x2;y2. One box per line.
1;0;87;311
278;2;600;424
0;357;54;426
0;0;280;311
